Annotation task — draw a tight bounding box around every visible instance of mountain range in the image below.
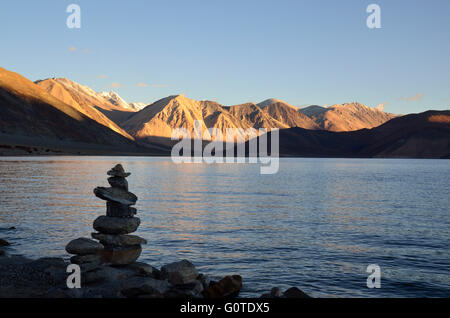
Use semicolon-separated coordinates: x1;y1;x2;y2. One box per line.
299;103;397;131
0;66;448;158
251;110;450;158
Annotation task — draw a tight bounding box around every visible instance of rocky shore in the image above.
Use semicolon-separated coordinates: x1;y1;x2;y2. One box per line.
0;164;311;299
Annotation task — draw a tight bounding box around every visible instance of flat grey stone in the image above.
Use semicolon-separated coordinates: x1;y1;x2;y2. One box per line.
94;187;137;206
65;238;104;255
91;233;146;246
93;216;140;235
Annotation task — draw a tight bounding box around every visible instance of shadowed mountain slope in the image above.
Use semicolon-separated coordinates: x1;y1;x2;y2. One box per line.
0;67;164;154
35;78;133;139
249;110;450;158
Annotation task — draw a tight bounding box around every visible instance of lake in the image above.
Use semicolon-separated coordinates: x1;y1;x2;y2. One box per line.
0;157;449;297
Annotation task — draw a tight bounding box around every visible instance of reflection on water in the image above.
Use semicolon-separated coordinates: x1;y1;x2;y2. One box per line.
0;157;449;297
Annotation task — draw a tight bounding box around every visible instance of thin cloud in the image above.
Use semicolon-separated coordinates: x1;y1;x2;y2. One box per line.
97;74;107;79
111;82;121;88
69;47;92;54
151;84;168;88
406;93;424;102
137;82;148;87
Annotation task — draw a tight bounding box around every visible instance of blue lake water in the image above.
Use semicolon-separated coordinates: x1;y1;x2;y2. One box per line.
0;157;449;297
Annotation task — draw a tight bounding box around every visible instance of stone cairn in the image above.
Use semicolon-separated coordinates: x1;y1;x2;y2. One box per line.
62;164;247;298
60;164;309;298
65;164;146;270
63;164;310;298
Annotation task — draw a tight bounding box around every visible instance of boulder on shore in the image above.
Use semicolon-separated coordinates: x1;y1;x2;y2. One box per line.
0;239;10;246
120;277;170;298
283;287;311;298
126;262;160;278
203;275;243;299
160;260;198;285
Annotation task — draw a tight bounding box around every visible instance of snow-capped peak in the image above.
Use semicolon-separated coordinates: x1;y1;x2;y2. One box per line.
128;102;148;111
99;91;132;110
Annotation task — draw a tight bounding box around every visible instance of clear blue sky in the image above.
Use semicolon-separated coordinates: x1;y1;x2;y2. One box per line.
0;0;449;114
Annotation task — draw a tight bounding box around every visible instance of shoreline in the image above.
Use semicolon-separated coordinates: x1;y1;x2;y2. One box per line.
0;163;311;299
0;247;310;299
0;152;449;160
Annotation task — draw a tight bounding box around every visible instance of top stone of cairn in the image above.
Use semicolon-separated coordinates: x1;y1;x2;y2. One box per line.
107;164;131;178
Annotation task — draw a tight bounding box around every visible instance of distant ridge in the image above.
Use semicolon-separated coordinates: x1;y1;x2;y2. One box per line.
257;98;290;108
259;99;319;130
251;110;450;159
227;102;288;129
299;102;397;132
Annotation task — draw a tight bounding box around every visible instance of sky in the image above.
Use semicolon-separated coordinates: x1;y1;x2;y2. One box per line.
0;0;449;114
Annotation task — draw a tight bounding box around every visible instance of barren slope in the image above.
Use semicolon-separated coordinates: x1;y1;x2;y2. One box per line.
122;95;255;142
36;78;133;139
0;67;144;152
227;103;289;129
299;103;397;131
258;99;319;130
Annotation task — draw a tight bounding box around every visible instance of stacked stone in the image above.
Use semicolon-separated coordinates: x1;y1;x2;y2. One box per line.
92;164;146;265
66;164;146;269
